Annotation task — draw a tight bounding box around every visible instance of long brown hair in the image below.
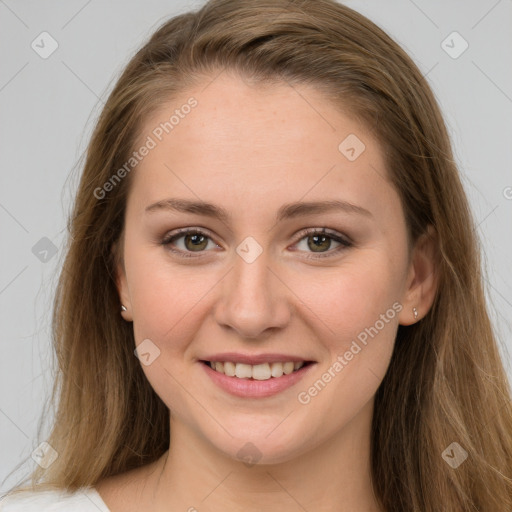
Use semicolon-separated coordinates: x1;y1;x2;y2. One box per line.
5;0;512;510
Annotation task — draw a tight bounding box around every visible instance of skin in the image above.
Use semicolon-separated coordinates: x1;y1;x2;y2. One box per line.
96;71;438;512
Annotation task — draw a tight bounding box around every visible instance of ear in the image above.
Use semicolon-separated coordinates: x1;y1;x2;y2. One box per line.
111;237;133;322
398;224;439;326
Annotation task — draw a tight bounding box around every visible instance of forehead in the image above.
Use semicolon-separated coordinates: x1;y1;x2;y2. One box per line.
127;72;397;222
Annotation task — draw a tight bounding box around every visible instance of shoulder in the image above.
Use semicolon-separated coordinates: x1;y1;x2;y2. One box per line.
0;487;110;512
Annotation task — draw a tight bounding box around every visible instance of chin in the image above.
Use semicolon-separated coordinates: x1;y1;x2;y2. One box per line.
202;417;318;466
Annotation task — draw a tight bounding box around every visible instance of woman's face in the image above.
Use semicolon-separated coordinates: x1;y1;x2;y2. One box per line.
117;72;419;464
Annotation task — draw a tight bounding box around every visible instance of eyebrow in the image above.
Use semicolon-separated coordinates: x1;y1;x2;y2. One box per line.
145;198;373;223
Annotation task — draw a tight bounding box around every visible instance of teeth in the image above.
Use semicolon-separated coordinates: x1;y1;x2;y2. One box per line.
283;362;294;375
235;363;253;379
270;362;283;378
224;361;236;377
208;361;305;380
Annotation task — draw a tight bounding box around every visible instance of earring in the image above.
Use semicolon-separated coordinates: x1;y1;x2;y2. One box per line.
413;307;418;320
121;305;127;312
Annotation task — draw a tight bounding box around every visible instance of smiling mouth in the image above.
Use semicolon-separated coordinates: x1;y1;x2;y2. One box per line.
200;360;314;381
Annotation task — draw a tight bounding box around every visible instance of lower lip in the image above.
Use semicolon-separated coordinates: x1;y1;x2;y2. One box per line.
200;361;316;398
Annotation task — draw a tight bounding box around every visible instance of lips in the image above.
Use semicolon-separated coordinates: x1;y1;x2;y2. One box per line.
198;352;316;398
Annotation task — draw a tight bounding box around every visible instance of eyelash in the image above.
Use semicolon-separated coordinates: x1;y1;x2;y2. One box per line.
161;227;353;260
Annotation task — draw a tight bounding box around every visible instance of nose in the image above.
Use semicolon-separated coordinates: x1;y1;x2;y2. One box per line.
213;249;291;340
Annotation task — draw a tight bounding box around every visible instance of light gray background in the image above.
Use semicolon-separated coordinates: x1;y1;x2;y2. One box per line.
1;0;511;493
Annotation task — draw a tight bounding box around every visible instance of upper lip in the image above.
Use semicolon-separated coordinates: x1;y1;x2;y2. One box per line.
200;352;315;365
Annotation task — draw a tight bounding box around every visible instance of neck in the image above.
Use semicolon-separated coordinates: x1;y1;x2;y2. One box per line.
147;398;381;512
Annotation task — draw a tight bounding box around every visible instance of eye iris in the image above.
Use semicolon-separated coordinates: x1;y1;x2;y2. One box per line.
185;233;208;251
308;234;331;252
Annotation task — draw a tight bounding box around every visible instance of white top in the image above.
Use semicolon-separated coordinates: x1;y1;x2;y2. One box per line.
0;487;110;511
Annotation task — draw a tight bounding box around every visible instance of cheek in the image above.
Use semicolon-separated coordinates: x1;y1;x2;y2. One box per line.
301;257;402;348
293;259;401;405
124;240;211;346
295;325;396;442
125;255;210;412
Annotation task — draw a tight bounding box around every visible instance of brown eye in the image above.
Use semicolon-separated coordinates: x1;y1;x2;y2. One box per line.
162;228;219;257
307;234;334;252
292;228;352;259
182;232;209;251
